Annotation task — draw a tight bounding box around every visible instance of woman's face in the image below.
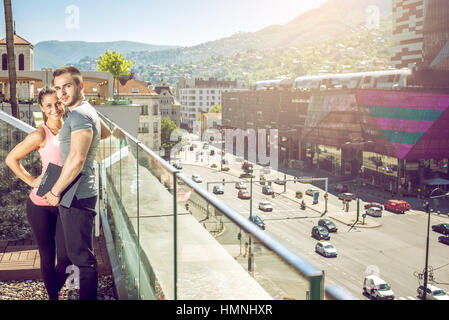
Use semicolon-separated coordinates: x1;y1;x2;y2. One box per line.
40;93;64;121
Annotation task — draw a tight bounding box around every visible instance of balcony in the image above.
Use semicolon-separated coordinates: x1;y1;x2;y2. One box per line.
0;109;355;300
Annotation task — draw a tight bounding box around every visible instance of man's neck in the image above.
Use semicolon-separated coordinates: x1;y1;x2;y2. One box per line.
67;98;85;112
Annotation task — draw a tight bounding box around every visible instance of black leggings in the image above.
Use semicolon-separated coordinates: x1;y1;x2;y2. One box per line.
26;198;71;300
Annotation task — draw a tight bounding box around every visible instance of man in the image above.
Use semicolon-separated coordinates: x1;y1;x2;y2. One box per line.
44;66;101;300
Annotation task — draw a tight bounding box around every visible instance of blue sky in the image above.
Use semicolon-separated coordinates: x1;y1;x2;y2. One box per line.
0;0;327;46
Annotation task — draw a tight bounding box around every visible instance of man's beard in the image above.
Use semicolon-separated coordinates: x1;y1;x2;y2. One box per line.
64;86;82;107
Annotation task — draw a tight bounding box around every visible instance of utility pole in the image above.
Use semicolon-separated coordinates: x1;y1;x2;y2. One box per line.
423;198;430;300
248;176;253;274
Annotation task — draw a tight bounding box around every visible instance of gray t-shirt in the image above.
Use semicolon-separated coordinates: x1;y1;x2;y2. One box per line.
59;100;100;199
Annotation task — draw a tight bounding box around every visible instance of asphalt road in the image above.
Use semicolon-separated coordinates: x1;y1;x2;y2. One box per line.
175;144;449;300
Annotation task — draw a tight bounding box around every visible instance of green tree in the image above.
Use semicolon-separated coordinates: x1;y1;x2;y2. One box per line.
209;103;222;113
161;117;179;150
97;50;135;98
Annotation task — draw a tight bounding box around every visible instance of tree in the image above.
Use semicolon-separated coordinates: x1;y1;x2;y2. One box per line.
161;117;179;150
209;103;222;113
3;0;18;118
96;50;135;98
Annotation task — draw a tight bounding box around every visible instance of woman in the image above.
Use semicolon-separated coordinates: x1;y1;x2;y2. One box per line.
5;87;111;300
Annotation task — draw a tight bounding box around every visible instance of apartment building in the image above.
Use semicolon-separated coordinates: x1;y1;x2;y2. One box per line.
155;82;181;127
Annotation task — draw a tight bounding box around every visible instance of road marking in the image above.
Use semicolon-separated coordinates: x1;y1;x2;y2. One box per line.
407;296;417;300
396;297;406;300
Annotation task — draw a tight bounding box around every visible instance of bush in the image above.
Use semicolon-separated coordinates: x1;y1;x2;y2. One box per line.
211;164;217;168
222;167;230;172
296;191;303;199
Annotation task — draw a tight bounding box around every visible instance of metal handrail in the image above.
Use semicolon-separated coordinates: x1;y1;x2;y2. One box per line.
0;110;35;134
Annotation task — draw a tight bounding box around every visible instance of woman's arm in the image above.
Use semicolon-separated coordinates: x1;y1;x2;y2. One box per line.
5;128;45;188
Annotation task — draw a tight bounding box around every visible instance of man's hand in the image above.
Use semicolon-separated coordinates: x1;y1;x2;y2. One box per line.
44;190;60;206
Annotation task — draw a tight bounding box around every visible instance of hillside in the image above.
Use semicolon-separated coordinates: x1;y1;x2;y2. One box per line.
34;40;179;70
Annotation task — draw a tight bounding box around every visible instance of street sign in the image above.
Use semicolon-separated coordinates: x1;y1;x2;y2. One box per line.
313;192;319;204
362;214;367;218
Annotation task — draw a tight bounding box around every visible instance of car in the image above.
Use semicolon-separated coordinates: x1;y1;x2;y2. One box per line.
189;146;194;151
262;185;274;195
311;226;330;240
384;200;407;214
335;183;349;192
438;236;449;245
210;150;215;156
258;201;273;212
306;188;320;196
417;284;449;300
366;207;382;217
203;143;209;149
274;178;286;185
238;190;251;199
192;174;202;183
432;223;449;235
315;241;337;257
213;185;224;195
363;275;395;300
235;182;247;189
338;193;357;201
249;215;265;230
364;202;383;210
318;219;338;232
173;162;183;170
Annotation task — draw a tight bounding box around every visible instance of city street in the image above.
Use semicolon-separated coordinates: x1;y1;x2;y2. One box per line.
174;141;449;300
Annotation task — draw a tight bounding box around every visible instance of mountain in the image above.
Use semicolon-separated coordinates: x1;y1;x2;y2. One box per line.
34;40;179;70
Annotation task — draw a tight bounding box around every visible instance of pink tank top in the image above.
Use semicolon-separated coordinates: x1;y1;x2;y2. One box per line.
29;125;63;206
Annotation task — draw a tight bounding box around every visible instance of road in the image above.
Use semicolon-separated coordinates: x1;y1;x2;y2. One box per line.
174;142;449;300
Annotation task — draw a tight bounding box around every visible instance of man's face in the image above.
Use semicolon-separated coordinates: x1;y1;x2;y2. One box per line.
53;73;82;107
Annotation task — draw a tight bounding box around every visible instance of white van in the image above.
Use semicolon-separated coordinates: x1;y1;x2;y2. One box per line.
363;275;395;300
366;207;382;217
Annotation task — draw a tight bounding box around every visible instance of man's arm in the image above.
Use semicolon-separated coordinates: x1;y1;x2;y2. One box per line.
44;129;93;205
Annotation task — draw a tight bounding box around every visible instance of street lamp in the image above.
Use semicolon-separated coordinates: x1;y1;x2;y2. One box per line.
422;187;446;300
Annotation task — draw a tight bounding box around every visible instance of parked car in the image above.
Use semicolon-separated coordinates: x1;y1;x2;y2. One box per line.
192;174;202;183
210;150;215;156
311;226;330;240
335;183;349;193
173;162;183;170
364;202;383;210
315;241;337;257
189;146;194;151
318;219;338;232
262;185;274;195
306;188;320;196
203;143;209;149
366;207;382;217
417;284;449;300
213;185;224;195
338;193;357;201
432;223;449;235
438;235;449;245
363;275;395;300
258;201;273;212
249;215;265;230
235;182;247;189
384;200;407;214
238;190;251;199
397;200;411;210
274;177;286;185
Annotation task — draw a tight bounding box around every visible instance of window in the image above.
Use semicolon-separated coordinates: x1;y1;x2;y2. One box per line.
18;54;24;71
153;104;158;115
153;122;159;134
2;54;7;70
132;88;139;93
138;123;149;133
92;87;98;92
141;105;149;115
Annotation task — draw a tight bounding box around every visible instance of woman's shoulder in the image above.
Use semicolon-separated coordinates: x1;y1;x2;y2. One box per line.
27;126;47;146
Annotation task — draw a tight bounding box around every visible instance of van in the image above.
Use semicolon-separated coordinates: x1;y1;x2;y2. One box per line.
363;275;395;300
366;207;382;217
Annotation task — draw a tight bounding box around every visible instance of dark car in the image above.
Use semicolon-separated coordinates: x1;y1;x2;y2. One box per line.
432;223;449;235
438;236;449;245
335;184;349;193
262;185;274;195
213;185;224;195
364;202;383;210
249;215;265;230
338;193;357;201
210;150;215;156
318;219;338;233
173;162;183;170
311;226;330;240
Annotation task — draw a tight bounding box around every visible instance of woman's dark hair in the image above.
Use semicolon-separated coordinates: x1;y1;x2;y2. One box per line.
38;86;57;106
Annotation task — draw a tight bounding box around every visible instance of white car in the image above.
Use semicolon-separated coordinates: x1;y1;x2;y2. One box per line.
192;174;202;183
315;241;337;257
306;188;320;196
417;284;449;300
258;201;273;212
235;182;247;189
366;207;382;217
363;275;395;300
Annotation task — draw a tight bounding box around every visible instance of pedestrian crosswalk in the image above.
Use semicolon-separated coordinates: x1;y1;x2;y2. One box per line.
395;296;418;300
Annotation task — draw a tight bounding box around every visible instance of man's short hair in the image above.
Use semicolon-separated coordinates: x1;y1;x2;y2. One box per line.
53;66;83;86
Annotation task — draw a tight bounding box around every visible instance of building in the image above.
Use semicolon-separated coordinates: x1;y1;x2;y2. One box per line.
178;77;247;130
155;81;181;127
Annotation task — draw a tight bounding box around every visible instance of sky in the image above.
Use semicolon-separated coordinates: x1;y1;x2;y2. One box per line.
0;0;328;47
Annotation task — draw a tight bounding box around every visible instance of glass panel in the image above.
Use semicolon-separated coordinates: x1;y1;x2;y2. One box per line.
175;175;319;300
